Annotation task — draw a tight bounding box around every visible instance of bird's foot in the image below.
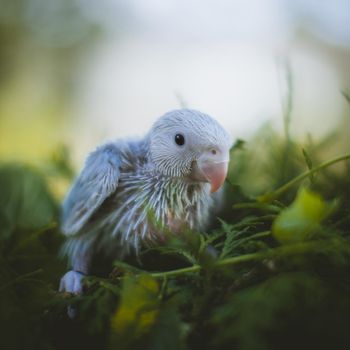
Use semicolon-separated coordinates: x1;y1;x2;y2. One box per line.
59;270;86;294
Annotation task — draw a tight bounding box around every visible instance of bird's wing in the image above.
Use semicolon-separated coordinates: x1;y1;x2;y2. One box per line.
61;144;121;236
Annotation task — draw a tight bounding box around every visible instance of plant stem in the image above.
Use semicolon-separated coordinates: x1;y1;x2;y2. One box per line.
150;265;200;278
279;60;293;184
233;202;281;213
150;239;335;279
258;153;350;202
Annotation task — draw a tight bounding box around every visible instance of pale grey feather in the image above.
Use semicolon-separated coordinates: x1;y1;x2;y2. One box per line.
61;143;121;236
60;109;232;266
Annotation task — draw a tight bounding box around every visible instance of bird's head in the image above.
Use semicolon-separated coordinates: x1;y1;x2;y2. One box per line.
148;109;232;193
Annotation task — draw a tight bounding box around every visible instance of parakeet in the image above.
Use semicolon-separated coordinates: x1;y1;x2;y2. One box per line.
59;109;232;294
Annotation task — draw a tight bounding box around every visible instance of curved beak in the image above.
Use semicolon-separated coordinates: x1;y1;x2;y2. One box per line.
203;161;228;192
191;158;229;193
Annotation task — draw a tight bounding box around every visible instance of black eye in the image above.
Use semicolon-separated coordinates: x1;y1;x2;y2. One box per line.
175;133;185;146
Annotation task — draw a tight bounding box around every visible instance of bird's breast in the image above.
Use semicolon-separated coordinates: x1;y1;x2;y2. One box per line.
105;172;212;249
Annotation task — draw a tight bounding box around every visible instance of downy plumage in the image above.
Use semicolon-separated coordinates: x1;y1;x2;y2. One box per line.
59;109;232;294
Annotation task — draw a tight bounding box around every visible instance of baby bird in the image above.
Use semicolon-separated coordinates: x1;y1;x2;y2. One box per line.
59;109;232;294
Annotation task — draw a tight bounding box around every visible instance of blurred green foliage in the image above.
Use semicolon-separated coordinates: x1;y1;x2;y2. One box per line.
272;188;333;244
0;0;104;162
0;164;65;350
1;120;350;350
1;5;350;349
0;0;100;88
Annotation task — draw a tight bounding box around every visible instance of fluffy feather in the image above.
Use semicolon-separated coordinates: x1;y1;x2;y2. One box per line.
60;109;232;293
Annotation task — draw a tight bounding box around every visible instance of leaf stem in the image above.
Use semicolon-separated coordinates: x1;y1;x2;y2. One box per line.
259;153;350;202
150;265;200;279
233;202;281;213
149;239;336;279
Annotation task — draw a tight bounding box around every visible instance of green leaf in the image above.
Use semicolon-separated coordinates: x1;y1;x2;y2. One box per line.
111;275;159;338
302;148;314;182
0;164;57;239
146;305;188;350
272;188;331;244
342;90;350;105
230;138;246;152
210;272;328;350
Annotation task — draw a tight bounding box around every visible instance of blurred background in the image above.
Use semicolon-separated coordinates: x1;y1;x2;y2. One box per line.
0;0;349;168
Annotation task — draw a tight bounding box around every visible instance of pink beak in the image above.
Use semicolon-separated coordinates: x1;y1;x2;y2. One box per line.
201;161;228;193
191;159;229;193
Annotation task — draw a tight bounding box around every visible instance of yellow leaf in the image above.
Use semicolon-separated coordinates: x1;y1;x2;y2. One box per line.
272;188;331;244
111;274;159;336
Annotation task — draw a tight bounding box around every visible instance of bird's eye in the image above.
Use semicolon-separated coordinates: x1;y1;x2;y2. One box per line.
175;133;185;146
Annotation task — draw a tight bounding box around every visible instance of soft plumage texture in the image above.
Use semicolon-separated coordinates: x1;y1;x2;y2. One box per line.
61;109;232;271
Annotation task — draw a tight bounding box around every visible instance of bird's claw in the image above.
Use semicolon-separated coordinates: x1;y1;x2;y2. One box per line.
59;270;85;294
